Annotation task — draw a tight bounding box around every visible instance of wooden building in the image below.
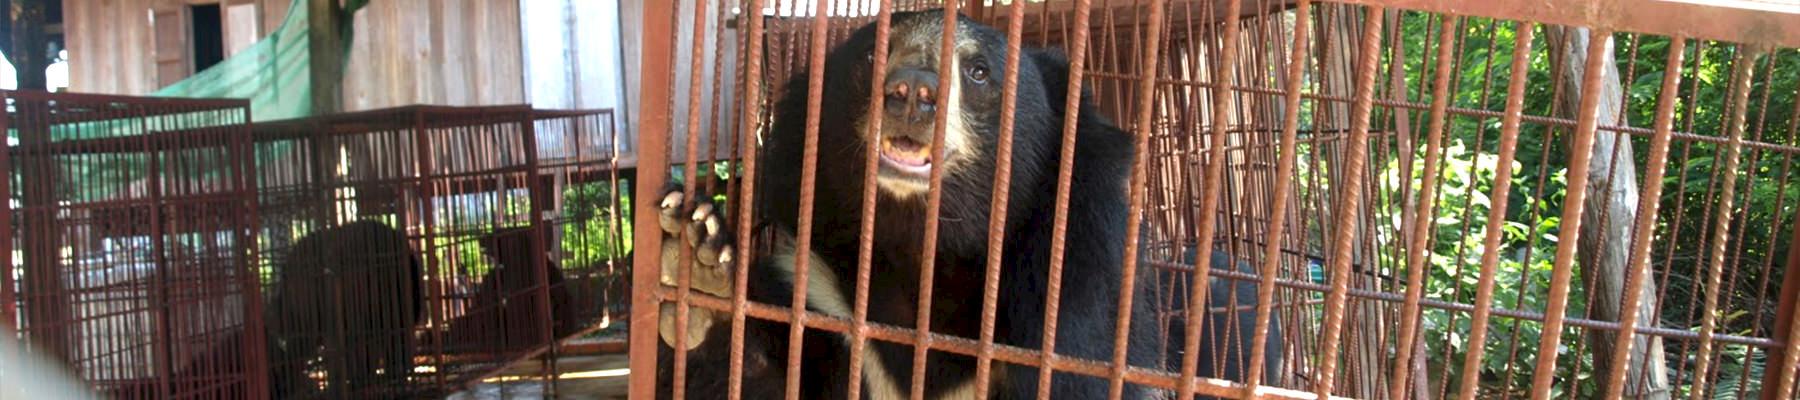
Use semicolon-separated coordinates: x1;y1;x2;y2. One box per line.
62;0;630;140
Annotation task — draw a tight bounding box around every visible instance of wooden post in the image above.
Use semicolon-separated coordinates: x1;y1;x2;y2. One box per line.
309;0;345;115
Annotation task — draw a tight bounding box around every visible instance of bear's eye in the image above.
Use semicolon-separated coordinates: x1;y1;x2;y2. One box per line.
967;64;990;84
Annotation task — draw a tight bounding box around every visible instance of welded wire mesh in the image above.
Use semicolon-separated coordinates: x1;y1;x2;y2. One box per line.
4;97;629;399
635;1;1800;399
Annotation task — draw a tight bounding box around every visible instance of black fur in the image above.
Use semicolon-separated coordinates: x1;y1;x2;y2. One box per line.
266;220;424;399
442;225;583;353
662;10;1279;399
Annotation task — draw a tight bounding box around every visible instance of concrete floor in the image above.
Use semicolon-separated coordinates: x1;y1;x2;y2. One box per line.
444;354;630;399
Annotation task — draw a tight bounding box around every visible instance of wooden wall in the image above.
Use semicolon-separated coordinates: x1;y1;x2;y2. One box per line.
341;0;525;111
64;0;531;113
66;0;284;95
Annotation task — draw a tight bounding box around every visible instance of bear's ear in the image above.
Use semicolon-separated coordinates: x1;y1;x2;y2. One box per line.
1028;48;1092;117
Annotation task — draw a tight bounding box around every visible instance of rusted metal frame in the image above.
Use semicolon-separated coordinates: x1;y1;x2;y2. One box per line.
670;0;717;396
844;1;893;399
1237;0;1313;396
628;0;680;397
405;98;451;394
2;94;15;331
1732;54;1787;400
139;102;178;398
727;0;769;397
1592;35;1688;399
1086;70;1800;155
1384;13;1458;400
231;104;271;399
1525;27;1617;400
784;0;832;397
1673;57;1743;399
972;0;1028;396
1310;5;1383;398
663;286;1340;399
727;5;748;215
1152;256;1778;347
1658;40;1710;392
1111;0;1170;396
1500;27;1572;398
519;106;560;393
1037;0;1093;398
1720;53;1786;400
1773;194;1800;399
910;2;961;398
1334;0;1800;48
1692;49;1778;400
1447;19;1538;400
1156;0;1240;398
1761;53;1800;400
1685;44;1764;400
705;0;734;203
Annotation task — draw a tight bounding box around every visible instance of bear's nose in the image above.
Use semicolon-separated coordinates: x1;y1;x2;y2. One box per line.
884;68;937;123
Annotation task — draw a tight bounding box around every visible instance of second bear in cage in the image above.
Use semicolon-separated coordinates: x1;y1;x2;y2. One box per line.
656;9;1282;399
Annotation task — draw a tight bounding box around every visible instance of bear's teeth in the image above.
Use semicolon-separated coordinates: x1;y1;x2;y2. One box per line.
880;137;930;165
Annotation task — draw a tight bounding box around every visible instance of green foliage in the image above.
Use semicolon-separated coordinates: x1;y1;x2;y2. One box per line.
560;180;635;269
1368;13;1798;396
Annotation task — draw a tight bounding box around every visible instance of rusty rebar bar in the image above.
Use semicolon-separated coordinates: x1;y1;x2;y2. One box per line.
1525;27;1615;400
1037;0;1093;398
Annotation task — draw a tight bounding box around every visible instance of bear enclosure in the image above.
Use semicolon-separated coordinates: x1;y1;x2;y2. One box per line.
634;0;1800;399
2;93;633;398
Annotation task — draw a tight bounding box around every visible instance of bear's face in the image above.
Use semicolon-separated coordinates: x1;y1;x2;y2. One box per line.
829;10;1028;201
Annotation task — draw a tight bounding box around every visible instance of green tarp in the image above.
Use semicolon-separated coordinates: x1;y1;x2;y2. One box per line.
153;0;367;122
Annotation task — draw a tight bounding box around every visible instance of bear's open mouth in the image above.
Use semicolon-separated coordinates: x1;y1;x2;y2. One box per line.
878;135;932;175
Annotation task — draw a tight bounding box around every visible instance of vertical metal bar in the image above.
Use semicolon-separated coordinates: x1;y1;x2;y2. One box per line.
1168;0;1241;396
1111;0;1170;398
673;0;717;397
1525;28;1616;400
845;1;893;399
973;0;1026;396
1386;15;1459;400
0;92;13;330
1241;1;1316;396
235;103;272;400
1772;184;1800;400
730;1;770;399
911;2;961;398
629;1;679;398
1451;21;1536;400
519;111;560;393
785;0;832;397
143;104;176;399
1685;44;1762;400
1312;7;1384;398
1037;1;1093;398
1763;65;1800;400
1596;36;1686;399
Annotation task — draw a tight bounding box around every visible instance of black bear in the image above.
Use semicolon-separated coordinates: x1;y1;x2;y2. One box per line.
656;9;1281;399
440;224;584;354
265;220;424;399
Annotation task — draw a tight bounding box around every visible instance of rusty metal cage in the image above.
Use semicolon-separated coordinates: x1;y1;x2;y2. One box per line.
635;0;1800;399
248;105;626;398
4;96;631;399
1;91;265;399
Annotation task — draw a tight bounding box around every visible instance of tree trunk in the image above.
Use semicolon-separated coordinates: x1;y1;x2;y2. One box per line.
1551;26;1671;400
9;0;46;90
309;0;346;114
